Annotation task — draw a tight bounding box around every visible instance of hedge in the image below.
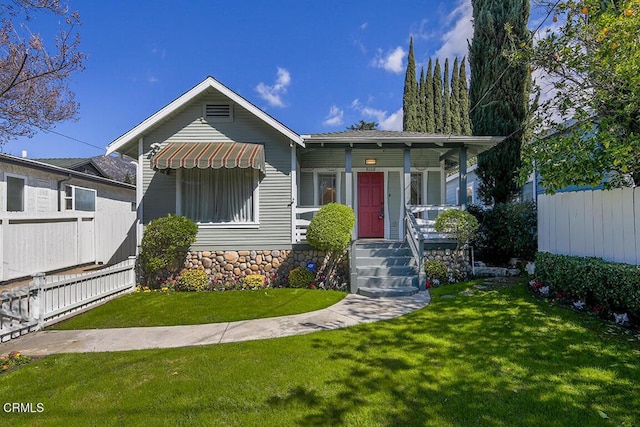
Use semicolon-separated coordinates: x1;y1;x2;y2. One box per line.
535;252;640;320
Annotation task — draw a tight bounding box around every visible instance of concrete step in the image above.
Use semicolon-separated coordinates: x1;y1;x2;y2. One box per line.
355;247;413;258
356;265;417;277
355;241;408;249
354;256;416;267
357;286;419;298
357;275;417;288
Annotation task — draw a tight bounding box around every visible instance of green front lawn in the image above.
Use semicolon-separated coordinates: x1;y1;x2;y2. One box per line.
3;281;639;426
49;289;347;329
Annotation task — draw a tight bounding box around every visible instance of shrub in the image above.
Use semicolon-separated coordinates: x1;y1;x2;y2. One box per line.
288;267;315;289
243;274;266;289
173;269;209;292
306;203;355;252
434;209;479;249
425;260;449;284
535;252;640;321
139;214;198;287
306;203;355;287
469;201;537;265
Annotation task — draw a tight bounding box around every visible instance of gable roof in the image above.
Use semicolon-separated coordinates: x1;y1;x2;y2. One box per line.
106;76;304;157
36;155;137;183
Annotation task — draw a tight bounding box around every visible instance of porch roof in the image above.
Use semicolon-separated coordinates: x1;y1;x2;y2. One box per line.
301;130;504;160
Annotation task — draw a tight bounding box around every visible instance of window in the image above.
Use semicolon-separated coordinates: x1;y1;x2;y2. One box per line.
64;185;96;211
181;168;258;223
410;172;423;205
203;103;233;122
318;173;336;205
6;175;25;212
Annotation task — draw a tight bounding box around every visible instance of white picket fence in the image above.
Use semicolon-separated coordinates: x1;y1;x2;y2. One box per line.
0;256;137;343
538;187;640;265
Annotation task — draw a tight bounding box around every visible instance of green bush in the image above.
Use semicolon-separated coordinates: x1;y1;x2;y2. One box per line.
424;260;449;284
434;209;479;249
288;267;315;289
242;274;266;289
307;203;355;252
535;252;640;319
173;269;209;292
139;215;198;287
469;201;537;265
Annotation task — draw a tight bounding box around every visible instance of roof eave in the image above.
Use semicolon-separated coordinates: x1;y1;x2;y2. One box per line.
106;76;304;156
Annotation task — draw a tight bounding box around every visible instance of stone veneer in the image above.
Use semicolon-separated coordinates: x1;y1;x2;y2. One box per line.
184;249;349;284
424;248;471;279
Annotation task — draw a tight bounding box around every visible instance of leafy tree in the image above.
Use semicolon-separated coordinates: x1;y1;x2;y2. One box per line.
0;1;85;144
443;58;452;134
516;0;640;190
425;58;436;132
450;57;462;134
433;59;444;133
469;0;531;204
434;209;479;250
402;37;418;131
347;120;378;130
458;58;472;135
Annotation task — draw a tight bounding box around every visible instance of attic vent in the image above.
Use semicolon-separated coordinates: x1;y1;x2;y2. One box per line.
204;104;233;122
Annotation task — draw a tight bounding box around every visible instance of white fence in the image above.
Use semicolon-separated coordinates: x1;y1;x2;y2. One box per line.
0;211;136;281
538;187;640;265
0;257;136;343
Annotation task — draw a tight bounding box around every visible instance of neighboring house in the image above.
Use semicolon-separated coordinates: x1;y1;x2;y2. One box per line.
0;154;136;282
106;76;503;293
36;155;137;183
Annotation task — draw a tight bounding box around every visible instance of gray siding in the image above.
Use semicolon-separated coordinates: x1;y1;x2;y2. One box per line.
141;92;293;250
300;148;441;169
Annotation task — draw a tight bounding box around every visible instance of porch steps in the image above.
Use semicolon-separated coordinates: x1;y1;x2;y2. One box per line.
353;241;419;297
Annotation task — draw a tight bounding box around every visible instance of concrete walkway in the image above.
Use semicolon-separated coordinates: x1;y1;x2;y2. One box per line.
0;292;431;356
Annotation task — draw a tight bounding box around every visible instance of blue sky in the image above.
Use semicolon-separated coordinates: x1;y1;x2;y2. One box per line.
3;0;478;159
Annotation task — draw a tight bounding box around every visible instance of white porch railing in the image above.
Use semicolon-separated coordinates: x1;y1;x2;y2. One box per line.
408;204;460;240
0;256;137;343
295;206;321;242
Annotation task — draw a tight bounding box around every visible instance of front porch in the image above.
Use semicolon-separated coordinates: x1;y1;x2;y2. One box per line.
292;130;503;294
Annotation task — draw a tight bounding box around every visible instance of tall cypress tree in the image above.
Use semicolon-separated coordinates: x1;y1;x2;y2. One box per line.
403;37;418;131
450;57;462;134
459;58;472;135
433;58;443;133
417;68;427;132
443;58;452;134
425;58;435;133
469;0;530;204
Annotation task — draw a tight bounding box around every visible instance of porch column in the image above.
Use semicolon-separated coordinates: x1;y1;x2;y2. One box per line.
136;137;144;253
458;146;468;210
345;148;353;208
403;147;411;206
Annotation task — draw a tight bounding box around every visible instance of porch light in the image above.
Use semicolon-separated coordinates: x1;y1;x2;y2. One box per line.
364;158;377;166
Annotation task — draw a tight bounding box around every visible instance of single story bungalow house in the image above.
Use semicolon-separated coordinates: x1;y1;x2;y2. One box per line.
107;76;503;294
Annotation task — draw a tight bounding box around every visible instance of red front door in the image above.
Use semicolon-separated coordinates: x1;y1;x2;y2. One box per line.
358;172;384;238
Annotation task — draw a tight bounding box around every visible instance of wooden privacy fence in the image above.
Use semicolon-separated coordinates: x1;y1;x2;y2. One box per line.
538;187;640;265
0;256;136;343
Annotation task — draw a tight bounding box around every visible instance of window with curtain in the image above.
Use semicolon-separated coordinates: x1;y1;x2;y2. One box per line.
318;173;336;205
181;168;257;223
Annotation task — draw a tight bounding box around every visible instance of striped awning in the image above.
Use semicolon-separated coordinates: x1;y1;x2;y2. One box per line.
151;142;265;173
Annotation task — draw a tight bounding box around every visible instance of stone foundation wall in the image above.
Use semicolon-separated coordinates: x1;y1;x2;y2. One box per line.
424;248;470;279
183;249;349;285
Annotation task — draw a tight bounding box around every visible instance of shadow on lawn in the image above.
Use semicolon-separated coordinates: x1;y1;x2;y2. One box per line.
267;284;640;426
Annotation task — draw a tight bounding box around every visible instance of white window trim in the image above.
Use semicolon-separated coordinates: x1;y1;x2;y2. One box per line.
63;184;97;212
202;103;234;123
176;168;260;228
5;172;27;212
300;168;344;205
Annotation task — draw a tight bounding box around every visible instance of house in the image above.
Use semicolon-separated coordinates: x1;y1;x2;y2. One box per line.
36;155;137;183
106;76;503;294
0;153;136;282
